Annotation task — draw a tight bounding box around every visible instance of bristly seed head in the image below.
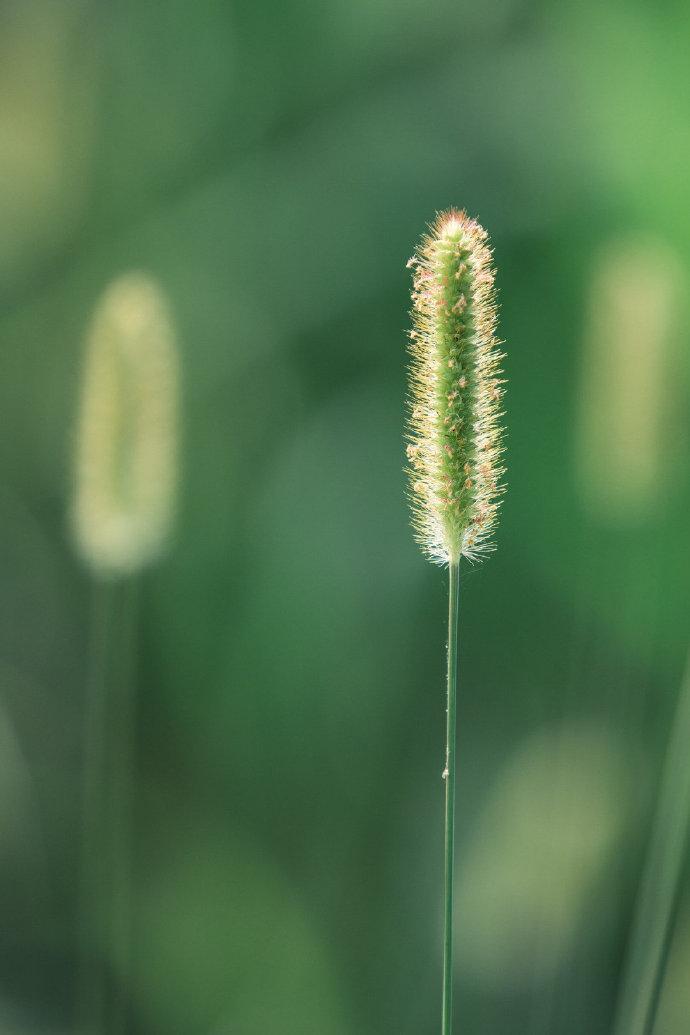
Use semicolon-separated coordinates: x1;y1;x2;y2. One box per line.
405;209;506;565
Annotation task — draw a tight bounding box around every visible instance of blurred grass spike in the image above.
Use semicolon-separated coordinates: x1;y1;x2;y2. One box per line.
577;237;685;523
72;272;179;576
406;209;505;566
405;211;505;1035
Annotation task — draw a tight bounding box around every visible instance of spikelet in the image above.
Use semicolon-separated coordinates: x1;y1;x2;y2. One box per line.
405;210;505;565
72;272;179;576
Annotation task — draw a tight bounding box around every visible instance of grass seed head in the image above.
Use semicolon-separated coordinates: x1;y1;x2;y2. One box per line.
405;209;505;565
72;272;179;576
577;236;684;523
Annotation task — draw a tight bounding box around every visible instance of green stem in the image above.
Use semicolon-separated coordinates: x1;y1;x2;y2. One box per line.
109;577;139;1035
442;561;460;1035
77;577;139;1035
613;653;690;1035
78;581;116;1034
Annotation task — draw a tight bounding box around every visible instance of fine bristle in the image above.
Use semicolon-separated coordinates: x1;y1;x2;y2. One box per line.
405;210;505;565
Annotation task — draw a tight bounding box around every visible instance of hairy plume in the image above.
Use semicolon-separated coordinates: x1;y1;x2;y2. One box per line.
406;210;505;564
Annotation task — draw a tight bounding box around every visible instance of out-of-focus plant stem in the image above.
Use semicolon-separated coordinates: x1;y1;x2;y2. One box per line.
614;653;690;1035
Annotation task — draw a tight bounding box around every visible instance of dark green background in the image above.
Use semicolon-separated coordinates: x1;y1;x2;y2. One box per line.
1;1;689;1032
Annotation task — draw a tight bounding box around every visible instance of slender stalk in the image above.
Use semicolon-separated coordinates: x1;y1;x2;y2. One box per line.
77;577;139;1035
613;652;690;1035
442;561;460;1035
78;581;116;1034
109;577;139;1035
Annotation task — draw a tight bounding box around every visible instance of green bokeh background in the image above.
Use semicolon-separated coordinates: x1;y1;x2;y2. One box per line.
1;1;690;1032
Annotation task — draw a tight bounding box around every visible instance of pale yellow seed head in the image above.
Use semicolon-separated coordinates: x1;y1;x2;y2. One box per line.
576;237;685;523
72;272;179;576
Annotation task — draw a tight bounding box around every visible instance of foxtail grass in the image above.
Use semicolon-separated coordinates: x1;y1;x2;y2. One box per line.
73;272;178;1033
405;211;504;1034
577;237;684;523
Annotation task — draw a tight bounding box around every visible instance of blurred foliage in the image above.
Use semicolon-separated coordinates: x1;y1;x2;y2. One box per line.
1;0;689;1032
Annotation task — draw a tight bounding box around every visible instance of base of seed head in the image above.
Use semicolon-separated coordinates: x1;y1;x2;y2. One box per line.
405;210;505;565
